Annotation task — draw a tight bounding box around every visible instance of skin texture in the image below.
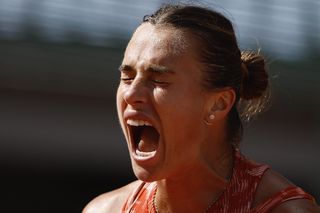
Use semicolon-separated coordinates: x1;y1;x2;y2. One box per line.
83;23;320;213
253;170;320;213
116;23;235;182
116;23;236;212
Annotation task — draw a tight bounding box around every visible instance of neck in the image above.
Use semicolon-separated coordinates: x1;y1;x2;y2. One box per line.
155;143;234;213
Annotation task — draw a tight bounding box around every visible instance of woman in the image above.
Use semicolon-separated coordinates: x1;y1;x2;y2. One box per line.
84;4;319;213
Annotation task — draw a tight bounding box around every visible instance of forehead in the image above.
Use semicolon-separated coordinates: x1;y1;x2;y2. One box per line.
123;23;194;66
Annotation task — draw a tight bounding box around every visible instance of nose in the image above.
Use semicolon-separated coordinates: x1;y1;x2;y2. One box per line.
123;78;148;106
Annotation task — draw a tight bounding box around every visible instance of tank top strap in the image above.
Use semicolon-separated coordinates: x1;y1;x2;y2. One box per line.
207;150;270;212
250;186;315;213
122;181;157;213
122;181;145;212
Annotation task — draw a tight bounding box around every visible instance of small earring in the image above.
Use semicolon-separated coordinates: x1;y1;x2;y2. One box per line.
204;114;215;125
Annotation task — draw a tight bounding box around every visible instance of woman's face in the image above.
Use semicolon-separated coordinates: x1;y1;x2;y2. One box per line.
117;23;212;181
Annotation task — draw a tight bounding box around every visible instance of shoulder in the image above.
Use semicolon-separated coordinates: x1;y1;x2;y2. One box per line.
82;180;142;213
270;199;320;213
253;168;320;212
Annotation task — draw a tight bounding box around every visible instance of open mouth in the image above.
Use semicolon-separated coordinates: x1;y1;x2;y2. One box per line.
127;120;160;158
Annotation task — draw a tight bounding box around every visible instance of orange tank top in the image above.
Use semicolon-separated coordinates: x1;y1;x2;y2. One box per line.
122;151;315;213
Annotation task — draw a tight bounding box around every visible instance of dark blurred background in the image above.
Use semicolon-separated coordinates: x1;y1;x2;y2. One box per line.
0;0;319;212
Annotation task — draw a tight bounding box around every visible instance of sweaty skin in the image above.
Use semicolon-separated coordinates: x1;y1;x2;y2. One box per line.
118;22;234;212
83;23;320;213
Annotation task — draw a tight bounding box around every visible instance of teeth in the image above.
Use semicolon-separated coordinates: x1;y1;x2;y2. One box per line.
136;150;156;157
127;119;152;127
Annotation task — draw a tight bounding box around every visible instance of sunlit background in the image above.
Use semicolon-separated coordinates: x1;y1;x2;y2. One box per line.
1;0;319;212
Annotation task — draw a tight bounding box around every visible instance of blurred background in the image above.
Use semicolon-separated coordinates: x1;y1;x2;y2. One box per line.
0;0;319;212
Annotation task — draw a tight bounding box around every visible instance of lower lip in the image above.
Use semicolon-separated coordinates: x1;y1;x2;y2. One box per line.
132;149;157;161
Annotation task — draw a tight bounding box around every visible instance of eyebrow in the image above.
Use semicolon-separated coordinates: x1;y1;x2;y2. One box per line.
118;64;132;72
118;64;175;74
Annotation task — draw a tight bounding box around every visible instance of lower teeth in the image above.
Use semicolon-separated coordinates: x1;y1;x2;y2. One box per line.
136;150;155;157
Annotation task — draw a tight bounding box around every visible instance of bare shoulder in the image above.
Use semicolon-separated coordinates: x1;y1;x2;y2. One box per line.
271;199;320;213
253;168;320;212
82;180;142;213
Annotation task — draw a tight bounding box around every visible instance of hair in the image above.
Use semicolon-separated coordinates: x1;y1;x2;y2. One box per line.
142;4;270;144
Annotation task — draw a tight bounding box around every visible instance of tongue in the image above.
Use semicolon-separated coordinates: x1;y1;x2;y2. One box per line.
138;126;159;152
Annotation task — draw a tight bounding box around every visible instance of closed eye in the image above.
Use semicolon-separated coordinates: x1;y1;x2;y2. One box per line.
120;77;134;83
152;79;166;84
119;70;135;84
119;64;135;84
151;78;171;87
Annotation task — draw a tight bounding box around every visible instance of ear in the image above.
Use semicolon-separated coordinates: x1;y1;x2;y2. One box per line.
205;88;236;123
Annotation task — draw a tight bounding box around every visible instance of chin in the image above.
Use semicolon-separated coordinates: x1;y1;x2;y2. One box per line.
132;161;163;182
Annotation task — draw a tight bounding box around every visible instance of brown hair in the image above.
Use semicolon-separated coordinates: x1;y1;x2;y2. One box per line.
143;4;269;144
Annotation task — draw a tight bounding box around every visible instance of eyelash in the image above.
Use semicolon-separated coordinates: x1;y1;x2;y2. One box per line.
120;77;133;81
120;77;167;85
152;79;166;84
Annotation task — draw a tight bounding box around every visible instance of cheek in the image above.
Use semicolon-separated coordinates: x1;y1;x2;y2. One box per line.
116;87;125;118
154;86;204;116
116;89;121;110
116;88;129;139
153;87;168;104
154;86;205;135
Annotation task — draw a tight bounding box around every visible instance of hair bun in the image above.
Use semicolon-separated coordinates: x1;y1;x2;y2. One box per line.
240;51;269;100
238;51;270;121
